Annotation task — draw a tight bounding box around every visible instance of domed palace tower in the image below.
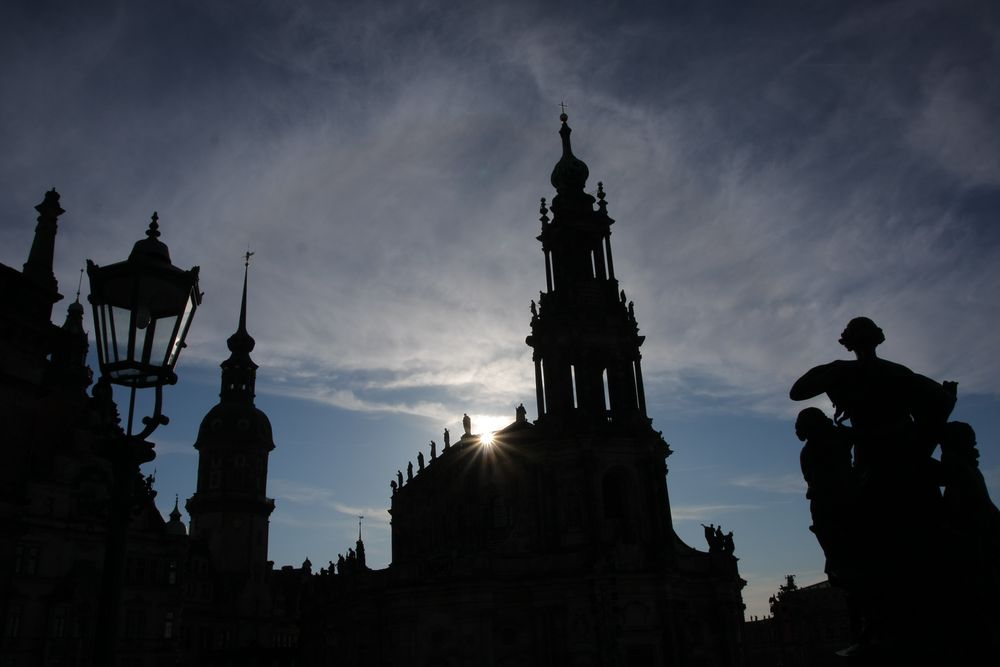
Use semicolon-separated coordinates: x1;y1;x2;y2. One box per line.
186;255;275;577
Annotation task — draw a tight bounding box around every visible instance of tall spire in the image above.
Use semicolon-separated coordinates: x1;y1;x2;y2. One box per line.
220;251;258;402
226;251;256;358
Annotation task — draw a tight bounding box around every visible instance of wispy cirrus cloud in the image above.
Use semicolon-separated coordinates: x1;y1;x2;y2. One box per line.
671;504;760;521
270;478;390;527
731;474;806;495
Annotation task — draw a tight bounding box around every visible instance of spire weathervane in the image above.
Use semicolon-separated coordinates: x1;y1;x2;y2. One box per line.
358;515;364;541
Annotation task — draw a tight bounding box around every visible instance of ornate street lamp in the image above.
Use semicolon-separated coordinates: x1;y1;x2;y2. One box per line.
86;212;201;664
87;212;201;440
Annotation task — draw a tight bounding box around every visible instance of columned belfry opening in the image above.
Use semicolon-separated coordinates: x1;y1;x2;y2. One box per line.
526;113;648;431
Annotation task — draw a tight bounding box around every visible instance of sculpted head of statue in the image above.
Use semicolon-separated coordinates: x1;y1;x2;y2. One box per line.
838;317;885;352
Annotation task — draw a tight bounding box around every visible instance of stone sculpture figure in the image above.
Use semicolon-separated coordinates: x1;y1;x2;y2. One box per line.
516;403;527;423
430;440;436;459
790;318;953;537
795;407;856;584
443;428;450;449
463;413;471;436
939;422;1000;596
417;451;425;471
390;479;398;493
407;462;413;482
701;523;716;551
397;470;404;487
790;317;964;658
701;523;726;552
790;317;954;468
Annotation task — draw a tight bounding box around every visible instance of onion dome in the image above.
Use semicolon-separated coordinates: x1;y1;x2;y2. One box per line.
550;112;590;195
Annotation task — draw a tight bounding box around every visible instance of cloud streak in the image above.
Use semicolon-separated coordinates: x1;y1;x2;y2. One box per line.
671;504;761;521
270;478;389;527
731;474;807;495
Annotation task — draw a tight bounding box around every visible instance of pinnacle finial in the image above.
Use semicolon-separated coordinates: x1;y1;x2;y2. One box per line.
597;182;608;214
146;212;161;239
539;197;549;225
559;101;568;123
169;494;182;520
34;188;65;219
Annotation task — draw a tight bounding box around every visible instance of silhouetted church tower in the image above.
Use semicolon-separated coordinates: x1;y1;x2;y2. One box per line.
186;256;275;576
528;112;647;429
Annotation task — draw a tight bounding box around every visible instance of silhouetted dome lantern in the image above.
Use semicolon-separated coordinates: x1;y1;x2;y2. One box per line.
550;112;590;195
86;213;201;390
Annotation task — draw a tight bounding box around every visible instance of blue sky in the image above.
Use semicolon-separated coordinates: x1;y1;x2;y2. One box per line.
2;0;998;618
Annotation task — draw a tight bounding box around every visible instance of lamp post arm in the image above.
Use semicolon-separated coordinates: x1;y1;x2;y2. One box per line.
126;383;169;442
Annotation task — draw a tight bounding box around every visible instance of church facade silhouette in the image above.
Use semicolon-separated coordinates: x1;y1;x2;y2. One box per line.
0;118;746;666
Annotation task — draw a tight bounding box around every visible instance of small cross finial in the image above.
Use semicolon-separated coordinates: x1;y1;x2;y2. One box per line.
244;248;254;268
358;515;364;540
559;101;568;123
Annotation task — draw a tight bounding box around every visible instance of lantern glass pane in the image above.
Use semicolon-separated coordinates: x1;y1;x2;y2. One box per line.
96;304;111;368
110;305;133;364
150;315;177;368
166;292;195;367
